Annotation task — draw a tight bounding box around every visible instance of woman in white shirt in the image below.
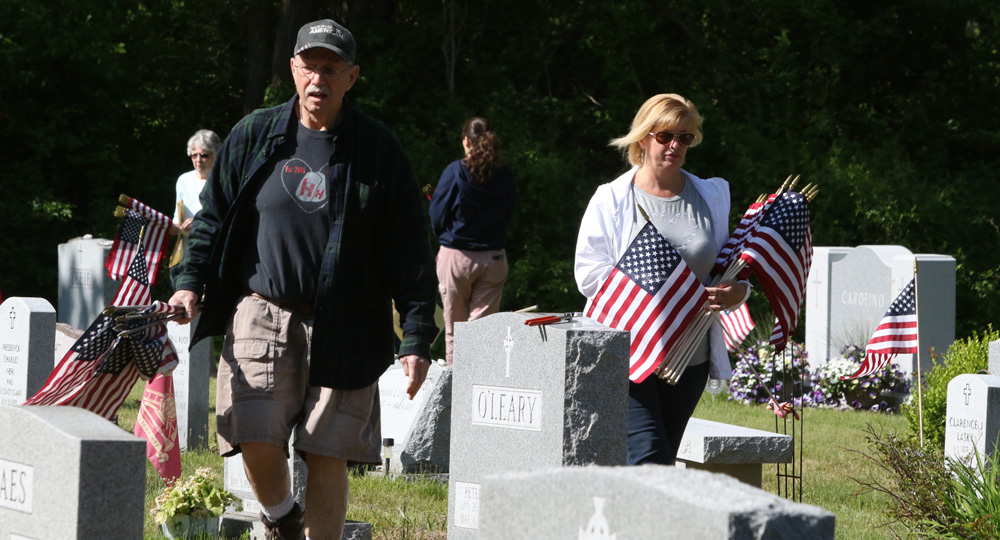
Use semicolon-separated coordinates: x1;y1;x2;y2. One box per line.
173;129;221;234
574;94;749;465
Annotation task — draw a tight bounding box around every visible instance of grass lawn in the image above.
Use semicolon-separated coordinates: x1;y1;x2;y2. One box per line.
116;377;911;539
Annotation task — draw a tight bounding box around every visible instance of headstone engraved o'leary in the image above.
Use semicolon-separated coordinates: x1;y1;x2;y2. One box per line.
0;298;56;406
477;465;835;539
57;236;117;331
945;374;1000;468
447;312;630;539
166;319;210;449
0;405;146;539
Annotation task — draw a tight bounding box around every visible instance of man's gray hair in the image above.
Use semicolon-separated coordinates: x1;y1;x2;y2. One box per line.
186;129;222;156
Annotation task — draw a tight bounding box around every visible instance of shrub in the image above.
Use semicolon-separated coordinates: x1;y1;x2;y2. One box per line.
902;326;999;448
855;424;1000;539
810;345;910;412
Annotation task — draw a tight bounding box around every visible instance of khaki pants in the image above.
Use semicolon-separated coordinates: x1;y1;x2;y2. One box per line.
436;246;508;364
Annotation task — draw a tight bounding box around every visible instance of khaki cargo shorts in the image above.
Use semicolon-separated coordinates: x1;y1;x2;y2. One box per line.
215;294;381;464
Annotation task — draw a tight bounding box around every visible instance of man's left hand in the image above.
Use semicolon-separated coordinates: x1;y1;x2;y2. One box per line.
399;355;431;400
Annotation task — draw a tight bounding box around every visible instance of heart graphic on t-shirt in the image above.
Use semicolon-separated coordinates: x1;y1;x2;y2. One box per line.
281;158;330;213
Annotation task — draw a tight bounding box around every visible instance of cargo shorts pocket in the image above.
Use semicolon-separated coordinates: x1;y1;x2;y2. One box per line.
231;338;274;398
336;384;376;422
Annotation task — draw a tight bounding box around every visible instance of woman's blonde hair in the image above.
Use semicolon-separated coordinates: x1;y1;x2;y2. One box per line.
609;93;704;167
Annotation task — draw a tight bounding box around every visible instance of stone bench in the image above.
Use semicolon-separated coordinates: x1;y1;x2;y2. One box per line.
675;418;793;488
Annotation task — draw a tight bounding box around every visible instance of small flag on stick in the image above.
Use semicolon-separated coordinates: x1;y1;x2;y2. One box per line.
843;278;918;380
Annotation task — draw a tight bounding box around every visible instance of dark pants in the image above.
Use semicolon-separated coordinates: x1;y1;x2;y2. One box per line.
627;361;710;465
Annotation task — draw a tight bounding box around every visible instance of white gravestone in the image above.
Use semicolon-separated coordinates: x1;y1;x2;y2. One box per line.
166;319;210;449
945;374;1000;468
378;362;451;473
808;245;955;377
447;312;630;539
57;236;116;331
805;247;851;364
478;465;835;540
0;405;146;539
0;298;56;406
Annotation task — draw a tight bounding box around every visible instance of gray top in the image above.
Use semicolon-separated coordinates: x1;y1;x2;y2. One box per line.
630;179;715;366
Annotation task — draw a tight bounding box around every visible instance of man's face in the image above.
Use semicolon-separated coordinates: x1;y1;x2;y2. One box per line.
291;48;358;123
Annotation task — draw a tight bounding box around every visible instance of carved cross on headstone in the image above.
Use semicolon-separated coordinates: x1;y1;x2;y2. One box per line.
8;307;14;330
503;326;514;377
964;383;973;406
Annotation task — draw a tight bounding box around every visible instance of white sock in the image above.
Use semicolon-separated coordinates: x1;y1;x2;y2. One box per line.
261;492;295;522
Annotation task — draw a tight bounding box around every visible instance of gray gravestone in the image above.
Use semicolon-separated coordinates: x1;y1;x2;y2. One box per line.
810;245;955;377
0;405;146;539
805;246;851;364
478;465;835;539
57;236;116;331
945;374;1000;468
0;298;56;406
447;312;629;538
378;362;451;473
166;319;210;449
990;339;1000;377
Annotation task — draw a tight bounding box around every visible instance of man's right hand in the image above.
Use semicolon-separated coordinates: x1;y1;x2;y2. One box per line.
168;290;200;324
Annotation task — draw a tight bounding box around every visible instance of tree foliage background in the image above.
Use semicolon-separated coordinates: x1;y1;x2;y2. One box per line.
2;0;997;347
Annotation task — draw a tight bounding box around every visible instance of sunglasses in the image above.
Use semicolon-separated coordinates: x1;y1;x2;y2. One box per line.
190;153;212;159
648;131;695;146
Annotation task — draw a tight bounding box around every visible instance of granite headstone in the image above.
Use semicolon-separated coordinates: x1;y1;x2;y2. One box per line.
57;236;116;331
378;362;451;473
0;405;146;539
945;374;1000;468
0;298;56;406
478;465;835;539
808;245;955;377
447;312;629;538
166;319;210;449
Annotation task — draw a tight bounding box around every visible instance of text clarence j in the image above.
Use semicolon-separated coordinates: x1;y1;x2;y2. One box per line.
471;385;542;431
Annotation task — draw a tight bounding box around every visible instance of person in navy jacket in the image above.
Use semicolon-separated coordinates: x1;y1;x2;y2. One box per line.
429;117;516;365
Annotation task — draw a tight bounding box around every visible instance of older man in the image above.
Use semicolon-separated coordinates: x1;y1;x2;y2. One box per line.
168;19;438;540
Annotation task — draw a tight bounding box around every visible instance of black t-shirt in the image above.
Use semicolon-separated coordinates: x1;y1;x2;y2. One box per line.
241;120;342;302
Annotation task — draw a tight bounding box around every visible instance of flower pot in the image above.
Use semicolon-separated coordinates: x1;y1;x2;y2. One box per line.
160;514;220;539
843;388;880;410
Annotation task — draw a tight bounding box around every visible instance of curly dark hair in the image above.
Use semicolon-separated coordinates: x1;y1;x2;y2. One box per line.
462;117;501;184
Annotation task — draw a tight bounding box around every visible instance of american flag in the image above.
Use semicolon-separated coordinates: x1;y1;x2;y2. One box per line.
844;278;918;380
721;303;755;353
737;191;813;353
25;196;181;484
713;194;776;279
105;210;148;280
585;222;708;382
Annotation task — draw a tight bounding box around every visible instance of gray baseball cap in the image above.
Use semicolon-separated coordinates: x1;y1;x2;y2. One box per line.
294;19;355;63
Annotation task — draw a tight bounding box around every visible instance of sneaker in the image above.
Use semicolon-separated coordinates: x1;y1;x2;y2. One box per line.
261;502;305;540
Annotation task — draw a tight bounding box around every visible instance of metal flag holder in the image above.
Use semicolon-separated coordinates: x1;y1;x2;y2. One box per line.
721;324;805;503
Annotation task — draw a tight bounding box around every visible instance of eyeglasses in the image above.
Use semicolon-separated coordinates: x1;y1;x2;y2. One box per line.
648;131;696;146
190;153;212;159
294;63;351;80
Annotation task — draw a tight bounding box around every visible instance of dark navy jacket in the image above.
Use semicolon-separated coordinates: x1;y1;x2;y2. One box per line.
429;160;515;250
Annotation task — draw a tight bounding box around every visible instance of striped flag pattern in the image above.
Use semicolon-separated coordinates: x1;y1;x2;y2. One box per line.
737;191;813;353
24;196;181;483
721;303;755;353
843;278;918;380
585;222;708;382
713;194;776;279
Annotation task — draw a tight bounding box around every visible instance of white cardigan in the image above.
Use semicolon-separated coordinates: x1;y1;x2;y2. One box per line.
574;166;734;380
